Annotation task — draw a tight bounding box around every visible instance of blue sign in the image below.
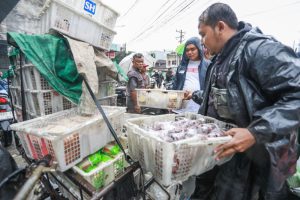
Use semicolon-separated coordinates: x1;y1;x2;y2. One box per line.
84;0;96;15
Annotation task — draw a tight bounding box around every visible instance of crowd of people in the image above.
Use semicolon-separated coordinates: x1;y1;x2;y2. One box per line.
126;3;300;199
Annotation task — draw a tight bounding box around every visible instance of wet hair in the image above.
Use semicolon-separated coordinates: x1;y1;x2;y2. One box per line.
198;3;238;30
133;53;144;60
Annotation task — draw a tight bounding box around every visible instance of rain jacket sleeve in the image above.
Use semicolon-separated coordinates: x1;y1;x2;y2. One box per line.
191;90;203;105
246;41;300;143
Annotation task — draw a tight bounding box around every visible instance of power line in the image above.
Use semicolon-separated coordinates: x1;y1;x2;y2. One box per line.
133;0;196;42
146;0;178;28
120;0;140;18
128;0;187;43
132;0;300;45
129;0;196;44
169;0;213;26
126;0;300;50
136;0;177;34
161;0;196;25
241;0;300;18
127;0;183;44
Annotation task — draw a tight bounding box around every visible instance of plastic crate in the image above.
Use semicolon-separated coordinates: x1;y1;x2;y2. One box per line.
10;87;76;118
98;80;116;98
55;0;119;30
98;94;118;106
10;64;76;118
11;64;51;90
39;0;117;50
11;106;126;171
126;113;235;186
72;152;126;189
136;89;185;109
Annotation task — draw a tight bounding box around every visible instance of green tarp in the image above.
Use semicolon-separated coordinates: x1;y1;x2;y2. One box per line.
113;61;128;82
7;32;82;104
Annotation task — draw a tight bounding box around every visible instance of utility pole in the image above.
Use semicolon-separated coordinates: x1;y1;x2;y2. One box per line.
176;29;185;44
122;43;127;53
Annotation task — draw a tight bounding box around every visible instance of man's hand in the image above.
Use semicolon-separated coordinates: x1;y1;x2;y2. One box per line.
214;128;256;160
134;105;141;113
183;90;192;100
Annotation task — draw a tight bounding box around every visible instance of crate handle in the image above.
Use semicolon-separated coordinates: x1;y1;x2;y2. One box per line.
162;91;168;94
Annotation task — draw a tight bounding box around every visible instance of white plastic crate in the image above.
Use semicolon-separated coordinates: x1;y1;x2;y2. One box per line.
39;0;117;50
11;106;126;171
136;89;185;109
12;64;52;90
55;0;119;30
98;80;116;98
10;87;75;118
72;152;126;189
10;64;76;118
98;94;118;106
126;113;235;186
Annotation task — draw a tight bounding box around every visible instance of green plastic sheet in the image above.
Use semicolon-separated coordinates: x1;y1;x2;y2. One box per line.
7;32;82;104
113;60;128;82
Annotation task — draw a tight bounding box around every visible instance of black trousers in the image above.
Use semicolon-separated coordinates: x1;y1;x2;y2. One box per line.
191;155;298;200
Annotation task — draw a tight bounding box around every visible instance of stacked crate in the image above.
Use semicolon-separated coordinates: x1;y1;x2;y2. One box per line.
10;64;76;121
10;65;119;120
39;0;119;51
97;66;117;106
9;0;120;119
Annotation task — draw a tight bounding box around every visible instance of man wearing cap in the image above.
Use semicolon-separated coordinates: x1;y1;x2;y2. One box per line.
126;53;145;113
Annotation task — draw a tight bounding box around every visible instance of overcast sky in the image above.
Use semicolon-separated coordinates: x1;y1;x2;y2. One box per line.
102;0;300;52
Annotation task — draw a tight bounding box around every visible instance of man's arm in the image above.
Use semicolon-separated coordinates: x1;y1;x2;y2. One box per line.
128;77;141;113
130;90;140;112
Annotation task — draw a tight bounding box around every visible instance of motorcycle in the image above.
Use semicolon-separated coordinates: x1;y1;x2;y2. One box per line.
163;80;173;90
0;80;14;147
115;85;127;106
149;77;156;89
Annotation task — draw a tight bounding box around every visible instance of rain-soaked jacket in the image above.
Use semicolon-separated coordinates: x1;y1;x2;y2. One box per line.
199;22;300;199
172;37;210;91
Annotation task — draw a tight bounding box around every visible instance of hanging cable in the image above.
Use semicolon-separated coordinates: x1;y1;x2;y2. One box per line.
129;0;197;44
128;0;196;44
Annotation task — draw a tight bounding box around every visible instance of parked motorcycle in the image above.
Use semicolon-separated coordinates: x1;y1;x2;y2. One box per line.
115;85;127;106
0;80;14;147
149;77;156;89
163;80;173;90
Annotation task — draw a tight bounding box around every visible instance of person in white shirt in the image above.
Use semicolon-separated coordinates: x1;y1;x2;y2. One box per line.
172;37;210;113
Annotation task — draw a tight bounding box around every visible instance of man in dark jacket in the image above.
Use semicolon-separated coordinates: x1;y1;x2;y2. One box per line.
172;37;210;112
194;3;300;200
151;70;164;88
165;68;173;82
126;53;145;113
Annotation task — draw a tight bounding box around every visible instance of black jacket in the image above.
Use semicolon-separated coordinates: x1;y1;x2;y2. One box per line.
200;22;300;193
